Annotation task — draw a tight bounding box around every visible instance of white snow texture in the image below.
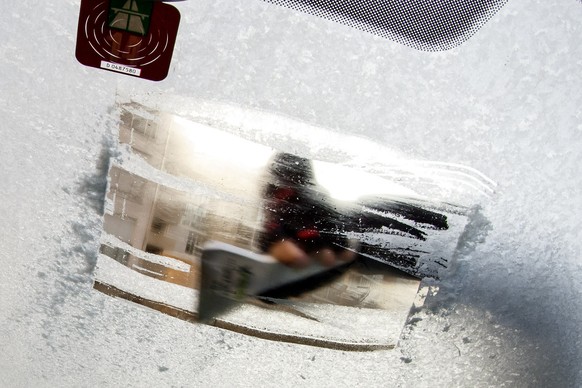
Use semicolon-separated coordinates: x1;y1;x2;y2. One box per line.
1;0;581;386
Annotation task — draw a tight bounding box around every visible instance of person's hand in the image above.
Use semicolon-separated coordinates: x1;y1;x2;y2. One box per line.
268;239;356;268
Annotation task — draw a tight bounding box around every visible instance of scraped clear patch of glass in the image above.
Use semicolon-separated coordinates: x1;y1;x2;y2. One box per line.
95;93;492;349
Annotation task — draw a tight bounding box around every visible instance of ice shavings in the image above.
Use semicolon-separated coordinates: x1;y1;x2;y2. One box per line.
217;302;405;349
95;254;198;314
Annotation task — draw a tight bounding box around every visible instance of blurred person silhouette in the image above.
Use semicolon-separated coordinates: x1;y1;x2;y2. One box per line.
260;152;449;275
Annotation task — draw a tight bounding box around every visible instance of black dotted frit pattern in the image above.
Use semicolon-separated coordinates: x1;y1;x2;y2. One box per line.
261;0;508;51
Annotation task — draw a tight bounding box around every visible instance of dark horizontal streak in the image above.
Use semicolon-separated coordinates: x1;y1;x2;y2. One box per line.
93;280;394;351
